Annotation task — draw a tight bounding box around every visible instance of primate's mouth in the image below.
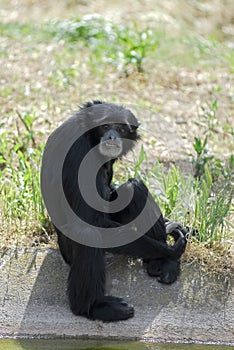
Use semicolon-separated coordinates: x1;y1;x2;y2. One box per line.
99;141;123;157
105;142;121;148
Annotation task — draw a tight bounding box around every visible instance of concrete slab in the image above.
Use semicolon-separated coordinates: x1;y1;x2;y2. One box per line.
0;249;233;344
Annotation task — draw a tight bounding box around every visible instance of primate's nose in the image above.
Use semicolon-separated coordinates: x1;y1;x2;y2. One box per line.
107;129;119;141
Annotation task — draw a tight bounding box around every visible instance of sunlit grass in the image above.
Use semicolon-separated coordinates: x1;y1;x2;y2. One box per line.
0;111;233;248
114;144;233;248
0;17;233;73
0;113;51;244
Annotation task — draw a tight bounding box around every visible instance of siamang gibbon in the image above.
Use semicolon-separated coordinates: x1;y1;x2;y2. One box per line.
50;101;187;322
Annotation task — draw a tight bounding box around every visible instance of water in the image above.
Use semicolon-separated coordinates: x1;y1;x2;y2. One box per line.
0;339;232;350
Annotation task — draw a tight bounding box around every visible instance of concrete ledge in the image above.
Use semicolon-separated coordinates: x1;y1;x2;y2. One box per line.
0;249;233;344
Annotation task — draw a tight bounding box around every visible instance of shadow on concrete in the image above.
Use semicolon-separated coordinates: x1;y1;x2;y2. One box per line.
0;248;233;347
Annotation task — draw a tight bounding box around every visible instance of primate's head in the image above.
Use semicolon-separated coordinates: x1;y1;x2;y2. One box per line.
97;122;139;158
81;101;140;159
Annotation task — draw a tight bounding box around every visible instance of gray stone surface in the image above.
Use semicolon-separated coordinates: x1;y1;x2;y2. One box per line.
0;248;233;344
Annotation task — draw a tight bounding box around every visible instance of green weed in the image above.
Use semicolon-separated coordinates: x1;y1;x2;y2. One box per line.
188;99;233;179
107;25;159;74
0;17;232;73
0;113;49;242
189;135;214;178
193;166;233;244
126;148;233;247
199;99;218;134
0;116;233;248
49;17;159;74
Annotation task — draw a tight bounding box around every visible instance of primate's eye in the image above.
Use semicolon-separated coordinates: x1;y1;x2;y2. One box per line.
119;126;127;134
102;124;109;130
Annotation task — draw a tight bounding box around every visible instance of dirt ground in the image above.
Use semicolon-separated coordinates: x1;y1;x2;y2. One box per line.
0;0;233;163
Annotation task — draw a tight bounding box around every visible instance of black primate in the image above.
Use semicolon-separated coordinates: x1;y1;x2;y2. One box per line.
54;101;187;322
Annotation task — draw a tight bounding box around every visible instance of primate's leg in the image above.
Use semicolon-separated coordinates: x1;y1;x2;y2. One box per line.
56;228;73;265
56;229;134;322
109;179;186;283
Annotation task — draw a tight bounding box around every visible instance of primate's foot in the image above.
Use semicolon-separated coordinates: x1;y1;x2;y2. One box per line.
89;296;134;322
147;258;180;284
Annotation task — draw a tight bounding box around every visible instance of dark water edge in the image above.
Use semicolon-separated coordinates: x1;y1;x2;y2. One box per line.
0;339;233;350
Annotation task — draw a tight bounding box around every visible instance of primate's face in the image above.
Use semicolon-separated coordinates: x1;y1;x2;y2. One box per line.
98;123;138;158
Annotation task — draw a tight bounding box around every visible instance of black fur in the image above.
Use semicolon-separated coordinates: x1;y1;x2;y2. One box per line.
54;101;186;322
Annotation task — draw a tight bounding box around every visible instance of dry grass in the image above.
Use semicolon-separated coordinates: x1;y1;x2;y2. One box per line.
183;240;234;278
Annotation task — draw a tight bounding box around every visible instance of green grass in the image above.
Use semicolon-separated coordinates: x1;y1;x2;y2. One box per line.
113;144;233;247
0;17;233;73
0;111;233;248
0;113;49;240
49;17;233;72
